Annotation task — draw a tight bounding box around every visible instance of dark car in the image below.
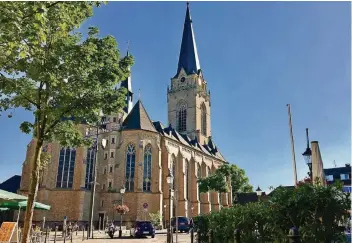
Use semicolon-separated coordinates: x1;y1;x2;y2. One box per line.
130;221;155;238
171;216;191;233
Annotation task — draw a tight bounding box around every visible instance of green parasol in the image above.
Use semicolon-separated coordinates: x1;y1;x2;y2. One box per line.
0;201;50;211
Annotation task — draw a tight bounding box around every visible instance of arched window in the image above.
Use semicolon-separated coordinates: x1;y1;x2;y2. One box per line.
171;155;176;190
143;144;152;192
185;160;189;200
125;143;136;192
197;164;201;200
85;148;95;189
56;148;76;189
177;102;187;132
201;103;207;136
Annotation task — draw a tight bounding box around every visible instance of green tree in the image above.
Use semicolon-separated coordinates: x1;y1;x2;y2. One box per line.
198;164;253;199
0;2;133;243
149;211;162;227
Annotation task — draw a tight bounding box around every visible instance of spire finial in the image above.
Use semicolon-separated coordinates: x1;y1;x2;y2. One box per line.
138;88;141;100
126;40;131;56
187;1;189;6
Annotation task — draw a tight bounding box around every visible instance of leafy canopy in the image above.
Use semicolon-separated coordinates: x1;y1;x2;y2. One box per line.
198;164;253;195
0;1;133;147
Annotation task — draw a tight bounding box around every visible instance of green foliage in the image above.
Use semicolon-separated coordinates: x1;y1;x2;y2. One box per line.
149;211;161;227
194;182;350;243
198;164;253;196
0;1;134;147
0;2;133;242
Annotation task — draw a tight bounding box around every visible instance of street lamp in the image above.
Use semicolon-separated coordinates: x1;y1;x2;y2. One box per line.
87;116;108;239
302;128;312;179
163;205;167;229
166;170;174;243
256;186;262;197
119;186;126;238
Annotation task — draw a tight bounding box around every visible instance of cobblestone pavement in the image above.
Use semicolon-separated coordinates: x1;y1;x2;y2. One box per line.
46;231;192;243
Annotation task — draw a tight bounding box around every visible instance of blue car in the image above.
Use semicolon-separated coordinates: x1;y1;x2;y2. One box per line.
130;221;155;238
171;217;191;233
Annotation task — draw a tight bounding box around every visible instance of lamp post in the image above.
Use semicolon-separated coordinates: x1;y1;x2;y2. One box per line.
256;186;262;197
119;186;126;238
163;205;167;229
87;117;108;239
166;170;174;243
302;128;312;180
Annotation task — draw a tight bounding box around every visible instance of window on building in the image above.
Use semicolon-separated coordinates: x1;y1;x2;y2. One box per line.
111;137;115;144
125;143;136;192
177;103;187;132
109;166;113;173
56;148;76;189
110;151;114;158
108;181;112;188
186;160;189;200
102;184;105;191
201;103;207;136
104;152;108;160
104;167;107;175
326;175;334;181
101;200;104;207
341;174;350;180
197;164;201;200
84;148;95;189
171;155;176;190
143;144;152;192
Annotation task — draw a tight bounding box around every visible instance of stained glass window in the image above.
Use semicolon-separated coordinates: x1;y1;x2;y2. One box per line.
85;148;95;189
56;148;76;188
125;144;136;192
177;103;187;132
143;144;152;192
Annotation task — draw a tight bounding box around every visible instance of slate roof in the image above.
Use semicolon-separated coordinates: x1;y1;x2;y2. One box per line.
234;192;258;204
121;100;157;133
324;164;351;185
176;2;201;76
0;175;21;193
152;121;226;162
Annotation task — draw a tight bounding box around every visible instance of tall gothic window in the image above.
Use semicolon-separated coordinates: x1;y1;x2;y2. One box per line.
201;103;207;136
143;144;152;192
85;148;95;189
197;164;201;200
56;148;76;188
185;160;189;200
177;103;187;132
125;143;136;192
171;155;176;190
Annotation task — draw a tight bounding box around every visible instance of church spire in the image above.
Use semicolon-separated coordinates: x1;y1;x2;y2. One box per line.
120;49;133;114
176;2;201;76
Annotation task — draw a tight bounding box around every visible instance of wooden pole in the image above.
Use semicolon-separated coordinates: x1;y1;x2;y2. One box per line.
287;104;298;186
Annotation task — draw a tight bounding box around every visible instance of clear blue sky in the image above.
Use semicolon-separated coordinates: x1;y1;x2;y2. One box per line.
0;2;350;192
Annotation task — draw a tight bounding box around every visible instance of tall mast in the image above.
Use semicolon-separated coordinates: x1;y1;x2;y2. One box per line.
287;104;298;186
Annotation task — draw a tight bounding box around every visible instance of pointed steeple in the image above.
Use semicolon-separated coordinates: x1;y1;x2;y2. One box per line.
176;2;201;76
120;50;133;114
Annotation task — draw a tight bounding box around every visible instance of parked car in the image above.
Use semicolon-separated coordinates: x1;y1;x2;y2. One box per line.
130;221;155;238
171;216;191;233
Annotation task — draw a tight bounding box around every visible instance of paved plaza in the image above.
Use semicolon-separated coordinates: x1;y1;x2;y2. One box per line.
44;231;192;243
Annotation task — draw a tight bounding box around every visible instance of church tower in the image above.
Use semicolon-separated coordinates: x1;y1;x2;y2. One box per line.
167;3;211;145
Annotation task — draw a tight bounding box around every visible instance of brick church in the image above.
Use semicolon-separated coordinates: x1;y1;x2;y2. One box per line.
19;3;233;227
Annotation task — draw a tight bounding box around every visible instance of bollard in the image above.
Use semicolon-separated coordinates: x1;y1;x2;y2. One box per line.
54;226;58;243
44;227;48;243
82;226;85;241
288;227;300;243
234;229;241;243
63;229;66;243
208;229;213;243
70;229;73;243
190;228;194;243
86;224;89;240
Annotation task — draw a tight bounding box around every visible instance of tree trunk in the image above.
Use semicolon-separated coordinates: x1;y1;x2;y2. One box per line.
21;138;43;243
